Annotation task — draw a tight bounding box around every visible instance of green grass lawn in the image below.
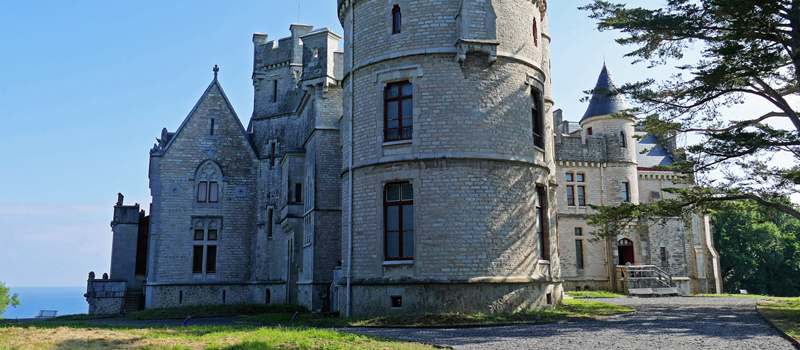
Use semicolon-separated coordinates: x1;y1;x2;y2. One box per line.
757;297;800;342
565;290;626;298
0;323;436;350
52;304;310;321
240;299;634;327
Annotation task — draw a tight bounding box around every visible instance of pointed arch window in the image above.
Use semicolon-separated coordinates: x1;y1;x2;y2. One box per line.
619;131;626;147
196;161;222;203
392;5;402;34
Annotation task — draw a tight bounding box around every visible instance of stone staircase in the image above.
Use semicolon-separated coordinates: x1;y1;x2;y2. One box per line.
617;265;681;297
121;290;144;312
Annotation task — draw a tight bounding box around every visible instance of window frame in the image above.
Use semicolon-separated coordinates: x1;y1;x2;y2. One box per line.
576;240;584;269
192;219;220;276
619;131;626;148
384;81;413;142
566;185;575;206
384;182;414;260
577;185;586;206
575;227;583;236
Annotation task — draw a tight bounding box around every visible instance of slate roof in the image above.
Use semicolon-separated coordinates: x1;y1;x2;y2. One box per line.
636;132;675;168
581;64;630;121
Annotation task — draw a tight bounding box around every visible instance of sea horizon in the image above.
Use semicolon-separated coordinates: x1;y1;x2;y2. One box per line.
3;286;88;319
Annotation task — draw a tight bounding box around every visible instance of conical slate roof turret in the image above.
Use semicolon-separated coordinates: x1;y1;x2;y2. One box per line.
581;64;630;121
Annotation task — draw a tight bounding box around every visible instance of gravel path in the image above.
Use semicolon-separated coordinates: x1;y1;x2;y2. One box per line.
342;297;798;349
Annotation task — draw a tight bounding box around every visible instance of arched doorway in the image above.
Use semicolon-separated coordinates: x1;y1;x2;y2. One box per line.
618;238;634;265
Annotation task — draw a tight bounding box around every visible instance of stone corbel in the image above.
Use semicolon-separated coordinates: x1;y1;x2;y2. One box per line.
253;72;266;91
455;38;499;64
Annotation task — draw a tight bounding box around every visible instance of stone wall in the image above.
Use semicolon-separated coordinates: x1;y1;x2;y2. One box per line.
86;279;125;314
145;283;285;308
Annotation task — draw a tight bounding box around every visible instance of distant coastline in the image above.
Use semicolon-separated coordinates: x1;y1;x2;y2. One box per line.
4;286;87;319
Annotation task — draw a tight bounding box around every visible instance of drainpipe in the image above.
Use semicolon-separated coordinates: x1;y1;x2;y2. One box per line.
346;0;355;318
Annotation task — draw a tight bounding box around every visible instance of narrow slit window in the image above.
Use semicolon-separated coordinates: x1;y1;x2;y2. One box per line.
532;18;538;47
295;183;303;203
267;208;274;238
270;142;276;167
577;186;586;206
273;80;278;103
622;182;630;202
209;118;215;136
532;90;544;148
576;240;584;269
392;5;402;34
536;186;548;260
619;131;626;147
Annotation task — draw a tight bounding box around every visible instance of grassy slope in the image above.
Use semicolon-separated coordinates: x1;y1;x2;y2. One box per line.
0;323;436;350
757;297;800;343
241;299;634;327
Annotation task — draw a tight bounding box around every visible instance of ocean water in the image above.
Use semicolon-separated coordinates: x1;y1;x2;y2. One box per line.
3;286;88;319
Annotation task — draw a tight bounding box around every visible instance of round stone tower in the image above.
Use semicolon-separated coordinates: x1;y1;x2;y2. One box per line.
338;0;560;317
580;64;639;204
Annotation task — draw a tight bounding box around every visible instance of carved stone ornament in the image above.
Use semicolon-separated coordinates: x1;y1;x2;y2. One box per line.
205;148;216;159
102;273;109;280
88;271;95;281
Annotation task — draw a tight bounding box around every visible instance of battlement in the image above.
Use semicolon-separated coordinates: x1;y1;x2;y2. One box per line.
253;24;315;72
556;135;607;162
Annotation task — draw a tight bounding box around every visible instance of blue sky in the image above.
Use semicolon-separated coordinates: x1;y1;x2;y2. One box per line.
0;0;717;287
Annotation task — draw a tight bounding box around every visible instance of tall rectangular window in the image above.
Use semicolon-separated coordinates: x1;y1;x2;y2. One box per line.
660;247;668;262
536;186;549;260
209;118;215;136
192;246;203;273
577;186;586;206
576;240;584;269
272;80;278;103
385;82;413;141
566;186;575;206
270;142;277;167
385;183;414;260
532;90;544;148
622;182;630;202
193;219;219;275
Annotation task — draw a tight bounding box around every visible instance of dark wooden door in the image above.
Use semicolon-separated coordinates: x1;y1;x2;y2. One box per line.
618;238;634;265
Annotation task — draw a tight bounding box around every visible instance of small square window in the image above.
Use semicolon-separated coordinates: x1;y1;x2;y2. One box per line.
391;296;403;308
565;173;573;182
208;229;218;241
194;229;204;241
574;227;582;236
577;174;585;182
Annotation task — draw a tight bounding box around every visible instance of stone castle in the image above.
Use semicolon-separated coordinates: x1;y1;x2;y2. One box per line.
85;0;721;316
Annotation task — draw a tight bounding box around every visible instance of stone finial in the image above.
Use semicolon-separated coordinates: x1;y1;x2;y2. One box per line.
116;193;124;206
213;65;219;78
102;273;109;280
88;271;95;281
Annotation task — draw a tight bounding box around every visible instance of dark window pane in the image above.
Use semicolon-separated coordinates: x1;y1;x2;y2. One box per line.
402;99;413;118
206;246;217;273
386;184;400;201
536;207;543;234
401;184;413;200
387;101;399;120
386;129;399;140
577;174;584;182
209;182;219;202
401;127;413;139
387;206;400;231
575;227;582;236
386;85;399;98
403;230;414;257
387;231;400;258
566;173;573;182
208;229;218;241
388;119;399;129
193;246;203;273
402;204;414;228
197;182;208;202
576;240;584;268
401;83;413;96
195;229;204;241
